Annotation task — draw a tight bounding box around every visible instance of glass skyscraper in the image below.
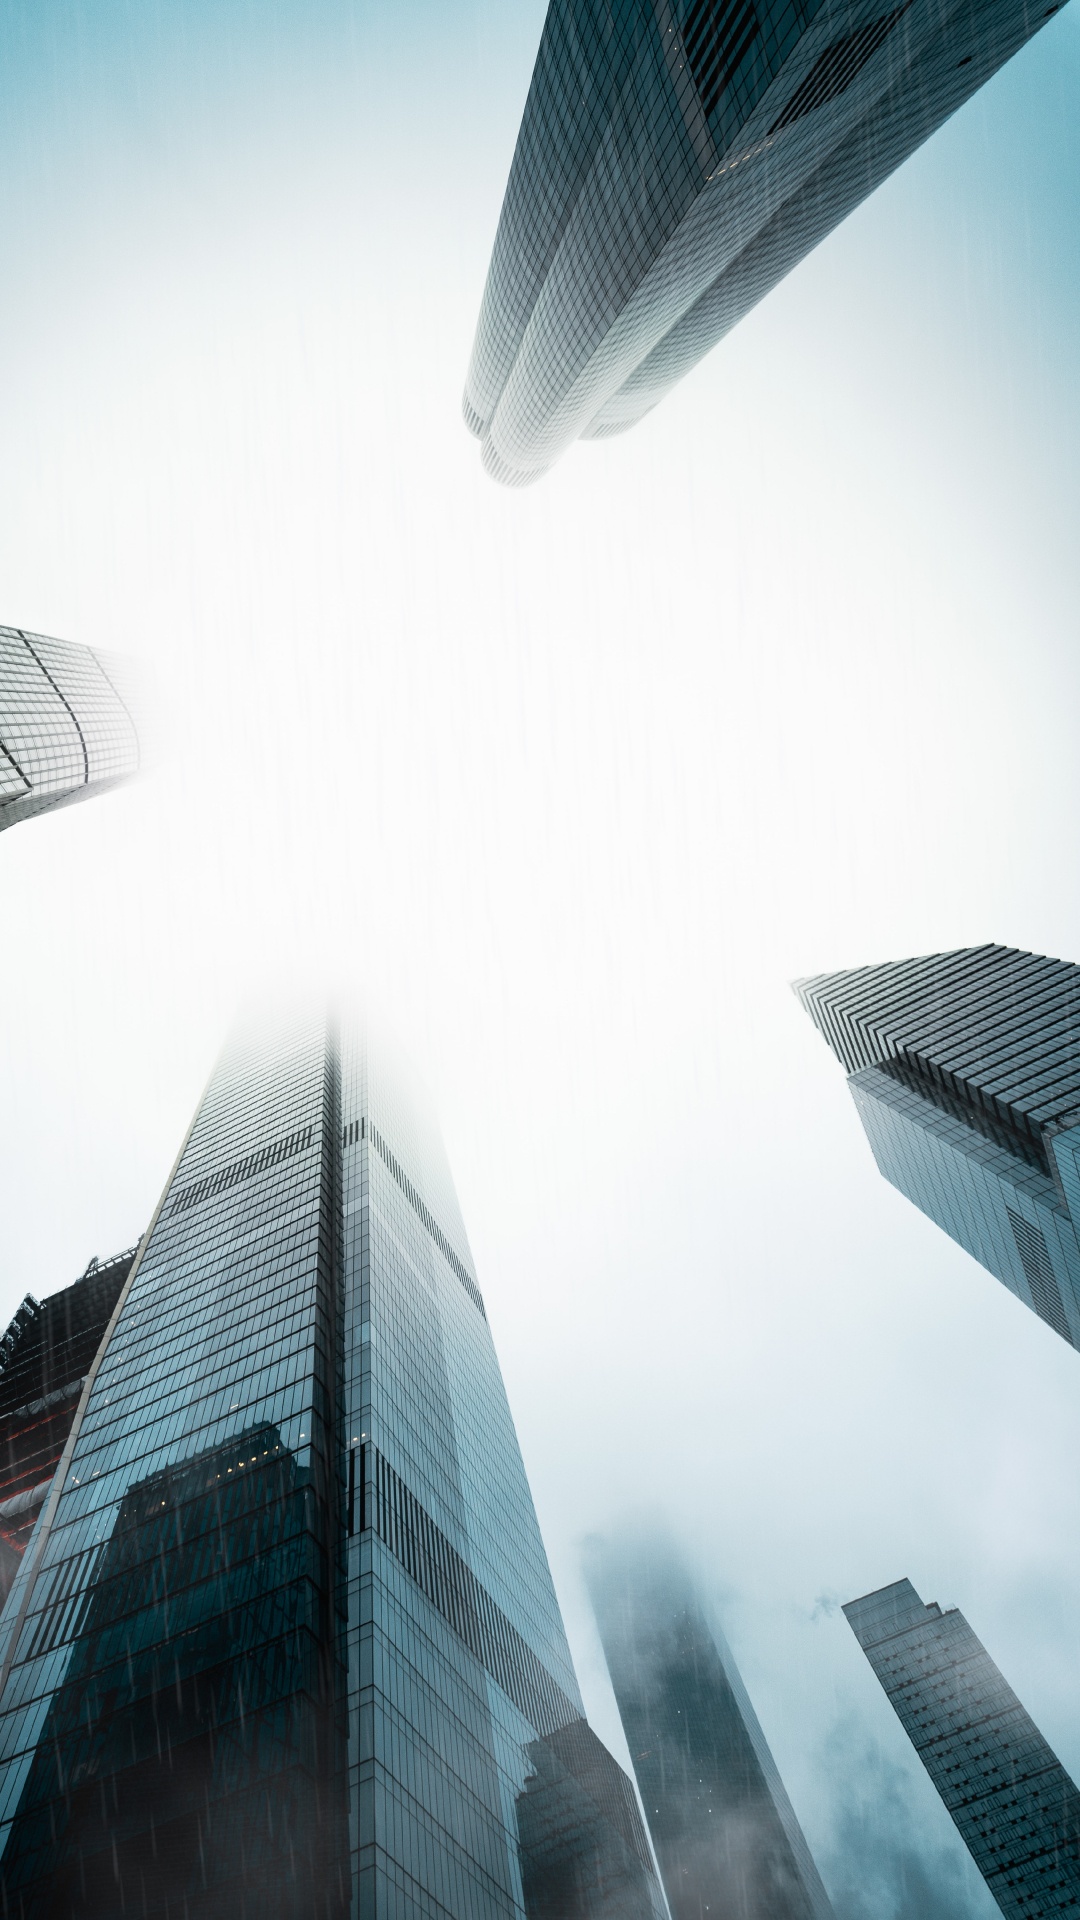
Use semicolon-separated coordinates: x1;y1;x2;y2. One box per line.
463;0;1060;485
845;1579;1080;1918
0;624;142;836
795;944;1080;1351
585;1530;835;1920
0;1011;664;1919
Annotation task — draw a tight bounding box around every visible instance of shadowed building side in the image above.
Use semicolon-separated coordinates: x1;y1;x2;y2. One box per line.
0;1012;347;1920
0;1250;137;1602
585;1530;834;1920
0;1011;651;1920
516;1718;669;1920
794;944;1080;1351
0;625;142;835
0;1426;342;1918
845;1580;1080;1919
464;0;1062;484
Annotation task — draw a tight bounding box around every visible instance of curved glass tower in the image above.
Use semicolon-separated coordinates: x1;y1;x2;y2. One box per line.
0;625;141;836
0;1012;662;1920
464;0;1061;486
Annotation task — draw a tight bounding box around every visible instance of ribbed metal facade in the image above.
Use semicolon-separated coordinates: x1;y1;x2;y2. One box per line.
795;945;1080;1350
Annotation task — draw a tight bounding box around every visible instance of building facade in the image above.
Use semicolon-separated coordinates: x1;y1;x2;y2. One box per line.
463;0;1061;485
795;944;1080;1351
585;1530;834;1920
0;624;141;836
0;1013;663;1920
0;1250;136;1603
845;1579;1080;1918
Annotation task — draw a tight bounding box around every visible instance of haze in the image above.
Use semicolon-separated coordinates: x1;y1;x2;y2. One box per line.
1;2;1078;1912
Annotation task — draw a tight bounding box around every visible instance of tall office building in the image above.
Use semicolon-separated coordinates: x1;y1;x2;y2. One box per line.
0;1012;664;1920
0;1250;136;1602
795;944;1080;1351
0;623;141;835
845;1579;1080;1918
463;0;1061;485
585;1531;835;1920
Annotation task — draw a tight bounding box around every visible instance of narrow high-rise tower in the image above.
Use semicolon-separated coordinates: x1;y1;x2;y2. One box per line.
0;1012;664;1920
585;1531;834;1920
795;944;1080;1350
845;1579;1080;1918
463;0;1061;485
0;624;141;835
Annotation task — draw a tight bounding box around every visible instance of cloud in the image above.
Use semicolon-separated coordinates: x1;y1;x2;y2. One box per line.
819;1719;989;1920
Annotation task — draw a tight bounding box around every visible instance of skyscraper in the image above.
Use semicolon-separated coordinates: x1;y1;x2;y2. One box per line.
585;1530;835;1920
0;1012;663;1920
0;1250;136;1603
845;1579;1080;1918
0;624;141;835
463;0;1061;485
795;944;1080;1351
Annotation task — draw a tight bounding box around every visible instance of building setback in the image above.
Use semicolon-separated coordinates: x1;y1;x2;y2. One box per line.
585;1530;835;1920
795;944;1080;1351
0;1012;666;1920
0;624;141;835
463;0;1062;485
845;1580;1080;1919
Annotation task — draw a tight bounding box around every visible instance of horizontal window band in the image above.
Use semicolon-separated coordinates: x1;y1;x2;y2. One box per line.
346;1118;486;1319
357;1442;577;1738
169;1127;315;1217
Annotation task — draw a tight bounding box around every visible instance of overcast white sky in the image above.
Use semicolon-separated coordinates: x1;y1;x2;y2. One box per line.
1;1;1079;1911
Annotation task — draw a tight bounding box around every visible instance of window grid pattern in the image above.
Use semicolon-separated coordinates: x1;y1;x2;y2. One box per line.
170;1126;315;1215
0;1016;663;1920
846;1582;1080;1919
360;1440;579;1739
797;945;1080;1350
0;1012;347;1918
340;1024;662;1920
464;0;1051;482
768;1;912;129
0;625;141;834
1006;1210;1071;1345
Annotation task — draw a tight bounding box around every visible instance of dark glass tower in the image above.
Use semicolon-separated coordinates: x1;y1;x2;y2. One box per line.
0;624;141;834
795;944;1080;1350
0;1250;136;1602
0;1012;663;1920
845;1579;1080;1918
463;0;1060;485
585;1531;835;1920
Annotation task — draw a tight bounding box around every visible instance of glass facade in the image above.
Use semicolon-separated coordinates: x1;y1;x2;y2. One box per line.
795;945;1080;1350
0;1012;660;1920
463;0;1060;485
0;625;142;835
845;1580;1080;1918
585;1530;835;1920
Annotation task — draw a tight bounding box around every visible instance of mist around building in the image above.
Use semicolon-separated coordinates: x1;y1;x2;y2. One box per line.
1;0;1079;1913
